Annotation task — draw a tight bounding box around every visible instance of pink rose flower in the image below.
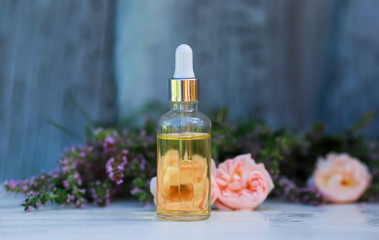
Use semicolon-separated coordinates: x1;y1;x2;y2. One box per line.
210;159;220;204
313;153;372;204
149;159;221;205
214;153;274;211
150;176;157;204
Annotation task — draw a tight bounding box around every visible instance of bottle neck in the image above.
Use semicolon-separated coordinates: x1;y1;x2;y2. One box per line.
171;102;198;112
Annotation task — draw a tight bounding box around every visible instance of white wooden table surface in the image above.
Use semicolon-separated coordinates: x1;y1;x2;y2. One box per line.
1;194;378;240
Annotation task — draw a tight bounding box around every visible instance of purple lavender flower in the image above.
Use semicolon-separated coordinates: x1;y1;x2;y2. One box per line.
62;180;69;189
90;182;110;207
73;173;82;186
105;154;128;185
7;180;17;190
103;136;117;153
49;169;60;178
66;194;75;203
130;188;138;195
72;160;79;169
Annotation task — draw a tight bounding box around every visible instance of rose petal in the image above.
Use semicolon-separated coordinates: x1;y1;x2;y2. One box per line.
313;153;371;203
214;154;274;211
149;177;157;204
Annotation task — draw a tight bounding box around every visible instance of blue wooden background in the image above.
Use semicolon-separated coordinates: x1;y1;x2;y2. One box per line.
1;0;379;180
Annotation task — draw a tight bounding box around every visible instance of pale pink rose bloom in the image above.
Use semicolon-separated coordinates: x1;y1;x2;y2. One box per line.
149;177;157;204
214;153;274;211
313;153;371;204
149;159;220;205
210;159;220;204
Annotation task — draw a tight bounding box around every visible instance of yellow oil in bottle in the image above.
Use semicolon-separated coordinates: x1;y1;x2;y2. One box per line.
157;132;211;221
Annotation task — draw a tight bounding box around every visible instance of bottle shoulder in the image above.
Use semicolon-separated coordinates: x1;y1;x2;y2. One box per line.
157;110;211;134
158;110;211;125
193;111;212;126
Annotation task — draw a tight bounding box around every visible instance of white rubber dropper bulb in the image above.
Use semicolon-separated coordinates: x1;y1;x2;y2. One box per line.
173;44;195;78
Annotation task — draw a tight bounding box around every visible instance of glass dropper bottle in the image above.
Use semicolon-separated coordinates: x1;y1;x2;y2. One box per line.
156;44;212;221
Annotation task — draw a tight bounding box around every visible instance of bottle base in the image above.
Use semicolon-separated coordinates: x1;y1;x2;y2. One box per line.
157;213;210;222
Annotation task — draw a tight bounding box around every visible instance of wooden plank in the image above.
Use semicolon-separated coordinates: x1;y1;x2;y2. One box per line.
0;0;116;179
116;0;379;135
2;0;379;180
115;0;271;120
1;196;379;239
266;0;336;129
320;0;379;136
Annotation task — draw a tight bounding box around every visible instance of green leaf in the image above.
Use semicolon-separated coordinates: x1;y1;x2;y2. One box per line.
144;118;155;136
132;178;145;188
85;124;94;139
68;93;94;124
349;110;375;133
45;118;82;140
139;192;148;202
